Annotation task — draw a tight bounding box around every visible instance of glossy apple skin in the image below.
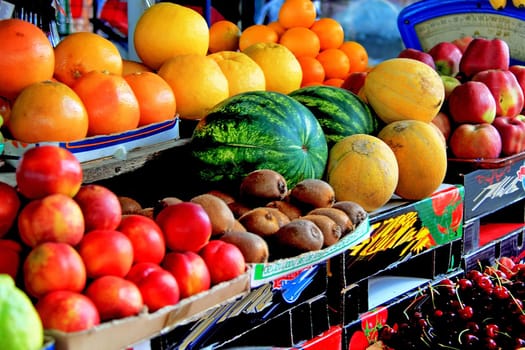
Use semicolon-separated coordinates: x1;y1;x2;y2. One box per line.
449;123;502;159
0;181;21;238
23;242;87;298
448;81;497;124
0;239;22;279
199;240;246;286
16;145;83;200
18;193;85;247
36;290;100;332
397;48;436;69
459;38;510;78
441;75;461;100
162;251;211;298
78;229;134;278
118;214;166;264
74;184;122;231
492;115;525;156
509;65;525;113
134;268;180;312
85;275;143;321
431;111;452;141
472;69;524;118
155;202;212;252
341;71;368;96
451;36;474;53
427;41;463;76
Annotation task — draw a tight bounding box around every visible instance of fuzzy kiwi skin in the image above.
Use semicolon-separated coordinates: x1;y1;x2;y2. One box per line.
118;196;142;215
301;214;341;246
239;169;288;207
220;231;269;263
332;201;368;227
273;219;324;258
238;207;290;237
289;179;336;213
308;207;354;235
191;193;236;235
153;196;183;218
266;200;302;220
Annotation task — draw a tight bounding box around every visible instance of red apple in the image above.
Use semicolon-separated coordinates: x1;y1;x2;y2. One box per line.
447;81;497;124
199;240;246;286
441;75;461;100
397;48;436;69
78;229;134;278
85;275;143;321
155;202;212;252
341;71;368;96
509;64;525;113
36;290;100;332
451;36;474;54
0;181;21;238
472;69;524;117
133;268;180;312
74;184;122;231
16;145;83;200
118;214;166;264
23;242;87;298
492;115;525;156
17;193;85;247
0;239;22;279
431;111;452;141
162;251;211;298
427;41;463;76
449;123;502;159
459;38;510;78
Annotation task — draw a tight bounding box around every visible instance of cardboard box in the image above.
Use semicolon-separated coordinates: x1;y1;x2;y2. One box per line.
2;118;180;168
250;217;371;287
446;153;525;222
45;271;250;350
329;184;464;288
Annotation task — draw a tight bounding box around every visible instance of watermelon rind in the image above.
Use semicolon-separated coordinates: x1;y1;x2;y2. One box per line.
190;91;328;191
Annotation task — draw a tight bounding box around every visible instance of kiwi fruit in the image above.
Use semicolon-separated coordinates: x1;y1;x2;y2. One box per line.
307;207;354;235
301;214;341;246
118;196;142;215
238;207;290;237
289;179;336;212
274;219;324;257
239;169;288;207
138;207;154;219
228;201;253;218
207;189;236;205
190;193;236;235
230;220;247;233
220;231;269;263
332;201;368;227
266;200;302;220
153;196;183;218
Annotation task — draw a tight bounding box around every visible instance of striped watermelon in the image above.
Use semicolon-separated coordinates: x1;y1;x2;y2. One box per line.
190;91;328;191
289;85;379;147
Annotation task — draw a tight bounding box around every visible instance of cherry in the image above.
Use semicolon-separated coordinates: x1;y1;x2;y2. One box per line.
458;278;473;291
484;323;499;338
458;305;474;320
467;269;484;281
483;337;499;350
493;285;510;299
466;321;480;334
476;275;494;293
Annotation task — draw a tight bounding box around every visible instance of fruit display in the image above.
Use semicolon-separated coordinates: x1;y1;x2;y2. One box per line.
371;256;525;349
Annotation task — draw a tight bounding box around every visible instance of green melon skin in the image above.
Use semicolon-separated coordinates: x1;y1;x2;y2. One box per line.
0;274;43;350
289;85;379;148
190;90;328;191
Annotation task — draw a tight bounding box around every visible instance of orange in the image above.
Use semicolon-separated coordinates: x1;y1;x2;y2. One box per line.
72;70;140;136
53;32;123;88
124;71;177;127
0;19;55;101
158;54;229;120
310;18;344;50
323;78;344;87
239;24;279;51
297;56;325;87
8;80;88;142
122;59;153;76
243;42;302;94
267;21;286;38
134;2;209;70
339;41;369;73
208;20;241;53
316;48;350;80
279;27;320;58
208;51;266;96
278;0;317;29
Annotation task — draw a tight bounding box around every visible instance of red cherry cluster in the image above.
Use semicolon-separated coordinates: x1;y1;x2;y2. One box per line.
377;257;525;349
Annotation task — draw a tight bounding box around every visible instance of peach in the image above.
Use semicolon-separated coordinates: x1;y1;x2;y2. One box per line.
162;251;211;298
118;214;166;264
134;268;180;312
0;239;22;279
199;240;245;285
17;193;85;247
0;181;20;238
23;242;86;298
74;184;122;231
